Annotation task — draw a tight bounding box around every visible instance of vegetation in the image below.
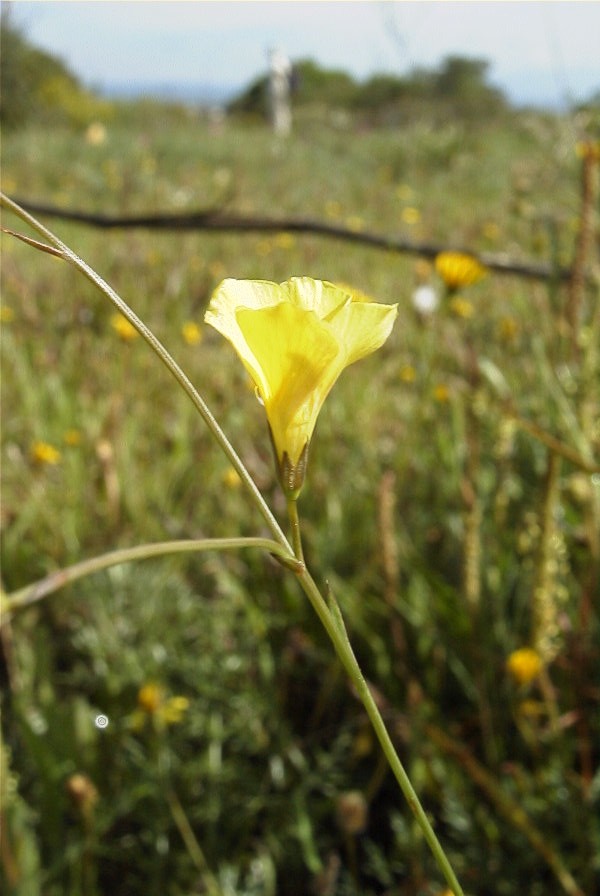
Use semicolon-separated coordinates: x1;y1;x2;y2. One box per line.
1;23;599;896
0;8;112;129
228;55;508;125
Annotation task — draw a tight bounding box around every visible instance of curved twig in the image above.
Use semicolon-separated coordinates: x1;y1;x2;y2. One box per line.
8;196;573;283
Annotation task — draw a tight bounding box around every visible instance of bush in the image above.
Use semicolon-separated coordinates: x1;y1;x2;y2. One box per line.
0;9;113;129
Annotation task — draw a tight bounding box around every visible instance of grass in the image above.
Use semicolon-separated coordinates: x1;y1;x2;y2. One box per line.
1;104;599;896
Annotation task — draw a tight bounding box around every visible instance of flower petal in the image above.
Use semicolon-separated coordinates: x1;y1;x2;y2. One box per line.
325;300;398;366
236;302;339;465
284;277;352;318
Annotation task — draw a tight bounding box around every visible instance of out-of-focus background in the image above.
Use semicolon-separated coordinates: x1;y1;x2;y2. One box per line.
1;3;599;895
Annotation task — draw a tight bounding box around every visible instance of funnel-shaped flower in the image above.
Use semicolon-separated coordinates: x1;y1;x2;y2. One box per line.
205;277;397;495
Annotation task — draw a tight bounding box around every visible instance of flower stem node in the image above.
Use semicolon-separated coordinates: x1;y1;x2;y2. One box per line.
205;277;398;495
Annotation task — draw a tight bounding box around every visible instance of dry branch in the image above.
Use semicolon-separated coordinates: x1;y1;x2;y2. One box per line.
8;195;574;284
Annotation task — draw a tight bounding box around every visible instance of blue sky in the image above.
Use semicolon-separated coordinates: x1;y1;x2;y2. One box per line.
7;1;600;108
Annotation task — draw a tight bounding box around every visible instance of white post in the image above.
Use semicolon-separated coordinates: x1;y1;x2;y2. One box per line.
268;48;292;137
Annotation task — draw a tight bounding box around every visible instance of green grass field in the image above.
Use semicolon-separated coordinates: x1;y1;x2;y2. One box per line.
1;105;599;896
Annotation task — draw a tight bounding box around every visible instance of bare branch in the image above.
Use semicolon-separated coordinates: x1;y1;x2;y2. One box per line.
7;196;574;283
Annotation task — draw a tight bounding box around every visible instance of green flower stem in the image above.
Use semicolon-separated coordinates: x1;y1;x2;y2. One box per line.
2;537;299;620
165;788;223;896
286;497;305;565
296;565;465;896
0;192;292;557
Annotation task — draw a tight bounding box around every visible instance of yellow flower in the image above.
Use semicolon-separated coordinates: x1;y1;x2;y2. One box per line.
0;306;15;323
161;696;190;725
63;429;82;446
435;252;486;291
575;140;600;161
85;122;107;146
433;383;450;403
182;321;203;345
401;206;421;225
274;232;295;249
506;647;543;686
399;364;416;383
345;215;364;232
205;277;398;495
222;466;242;489
110;314;138;342
31;441;61;465
448;296;474;319
134;682;189;729
137;682;163;713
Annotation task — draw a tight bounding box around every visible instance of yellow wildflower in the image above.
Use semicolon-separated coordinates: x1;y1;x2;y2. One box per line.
84;122;107;146
63;429;82;446
110;314;138;342
399;364;417;383
506;647;543;686
448;296;474;318
575;140;600;161
401;206;421;225
205;277;398;496
31;441;61;465
133;682;189;729
222;466;242;489
346;215;364;232
161;696;190;725
274;232;296;249
435;252;486;291
182;321;203;346
137;682;163;713
0;306;15;323
433;384;450;403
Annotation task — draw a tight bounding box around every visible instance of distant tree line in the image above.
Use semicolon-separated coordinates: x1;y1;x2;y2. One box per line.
228;56;511;123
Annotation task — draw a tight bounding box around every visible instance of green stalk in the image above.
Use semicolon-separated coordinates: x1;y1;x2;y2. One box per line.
2;537;299;619
296;566;465;896
287;498;305;564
